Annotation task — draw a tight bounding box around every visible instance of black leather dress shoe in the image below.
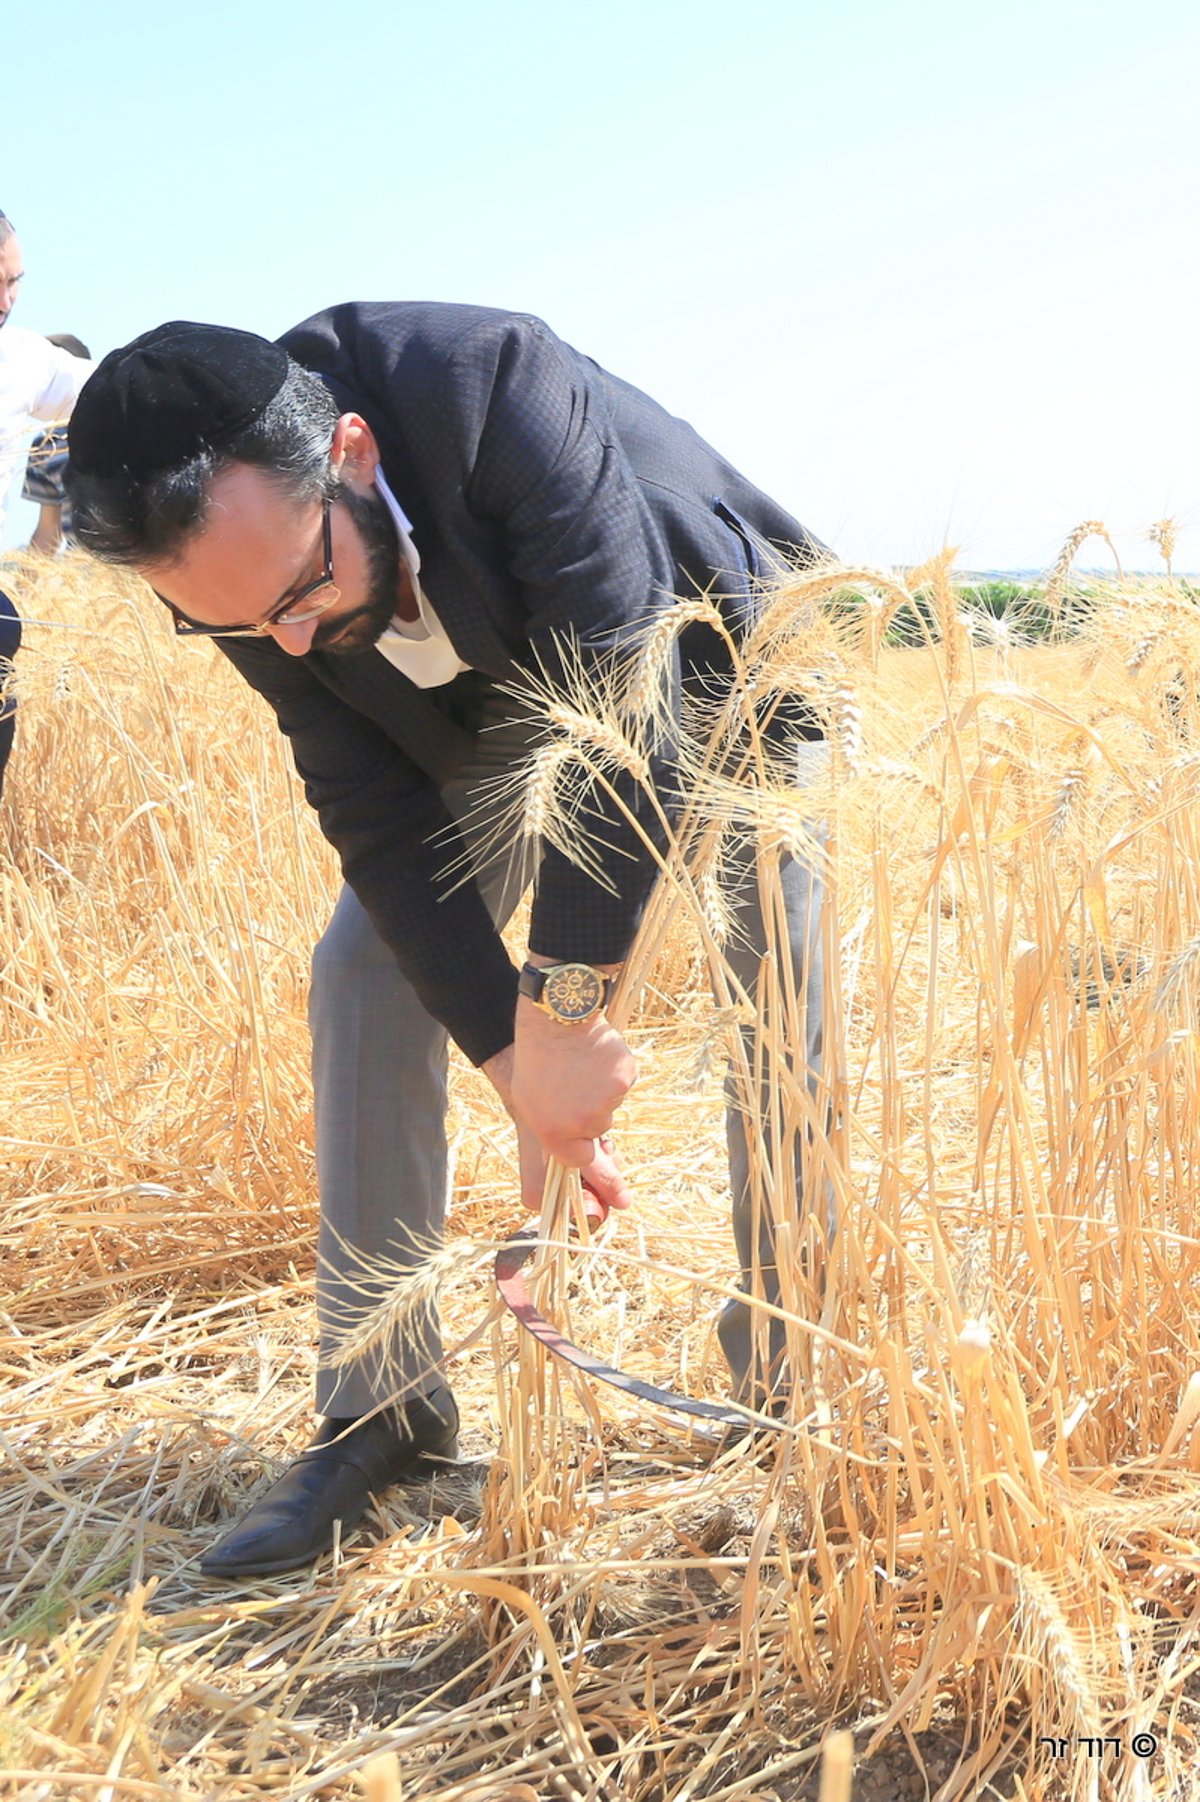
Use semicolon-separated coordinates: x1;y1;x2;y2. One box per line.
199;1387;459;1579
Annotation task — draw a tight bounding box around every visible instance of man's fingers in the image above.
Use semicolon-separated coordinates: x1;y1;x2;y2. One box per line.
579;1186;609;1225
581;1150;634;1212
546;1108;618;1144
517;1122;632;1218
545;1134;601;1170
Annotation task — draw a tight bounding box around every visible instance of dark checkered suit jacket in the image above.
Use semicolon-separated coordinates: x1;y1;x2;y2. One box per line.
218;303;823;1066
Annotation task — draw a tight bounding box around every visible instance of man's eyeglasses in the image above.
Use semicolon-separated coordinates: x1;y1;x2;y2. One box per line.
167;497;341;638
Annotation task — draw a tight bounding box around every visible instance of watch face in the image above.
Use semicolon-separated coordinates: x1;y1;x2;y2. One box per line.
543;963;605;1022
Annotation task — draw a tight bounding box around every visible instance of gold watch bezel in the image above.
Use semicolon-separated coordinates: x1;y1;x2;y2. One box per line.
534;962;608;1024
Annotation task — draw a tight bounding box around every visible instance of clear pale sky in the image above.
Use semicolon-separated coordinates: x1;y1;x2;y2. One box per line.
4;0;1197;571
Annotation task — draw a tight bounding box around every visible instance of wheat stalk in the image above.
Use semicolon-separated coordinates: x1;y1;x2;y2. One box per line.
3;553;1200;1801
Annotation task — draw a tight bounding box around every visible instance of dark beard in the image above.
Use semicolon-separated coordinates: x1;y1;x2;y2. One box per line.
310;482;402;655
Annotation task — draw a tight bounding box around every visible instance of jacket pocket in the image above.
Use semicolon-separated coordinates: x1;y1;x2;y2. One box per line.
712;496;764;583
709;500;825;745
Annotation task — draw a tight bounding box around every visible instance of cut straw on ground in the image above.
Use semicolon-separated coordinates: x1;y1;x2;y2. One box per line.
3;540;1200;1800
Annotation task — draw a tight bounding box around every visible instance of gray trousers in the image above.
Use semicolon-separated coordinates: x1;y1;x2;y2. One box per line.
715;780;828;1402
309;698;827;1417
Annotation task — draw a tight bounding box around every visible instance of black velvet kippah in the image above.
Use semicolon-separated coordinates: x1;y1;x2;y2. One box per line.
68;320;289;478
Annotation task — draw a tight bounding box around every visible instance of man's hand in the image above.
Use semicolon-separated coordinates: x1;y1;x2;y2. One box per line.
514;1115;633;1217
483;1024;637;1213
511;995;636;1169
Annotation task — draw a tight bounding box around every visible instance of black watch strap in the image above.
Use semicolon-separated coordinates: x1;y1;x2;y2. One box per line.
518;962;615;1022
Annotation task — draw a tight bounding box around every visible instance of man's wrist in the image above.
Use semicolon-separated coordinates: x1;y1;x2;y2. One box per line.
480;1042;516;1110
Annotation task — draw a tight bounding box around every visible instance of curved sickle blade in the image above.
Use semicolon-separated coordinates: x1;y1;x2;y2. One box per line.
494;1228;783;1435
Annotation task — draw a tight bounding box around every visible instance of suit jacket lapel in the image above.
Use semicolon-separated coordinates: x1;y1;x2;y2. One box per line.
317;372;522;682
306;648;482;788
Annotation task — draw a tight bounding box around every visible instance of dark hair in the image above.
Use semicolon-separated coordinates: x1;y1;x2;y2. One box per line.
68;358;340;566
0;212;14;247
47;332;90;360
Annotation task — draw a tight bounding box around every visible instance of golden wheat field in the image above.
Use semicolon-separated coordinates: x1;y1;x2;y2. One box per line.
3;540;1200;1802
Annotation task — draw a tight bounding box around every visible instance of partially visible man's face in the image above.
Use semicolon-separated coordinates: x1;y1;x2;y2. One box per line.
325;481;405;654
0;232;24;327
142;462;408;658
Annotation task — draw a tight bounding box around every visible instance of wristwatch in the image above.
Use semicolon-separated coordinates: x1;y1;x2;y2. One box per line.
518;961;616;1025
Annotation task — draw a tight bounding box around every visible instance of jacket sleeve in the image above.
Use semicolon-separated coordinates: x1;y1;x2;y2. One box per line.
442;317;679;963
217;636;520;1066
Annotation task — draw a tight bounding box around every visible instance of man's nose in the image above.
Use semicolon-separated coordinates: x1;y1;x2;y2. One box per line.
266;618;320;656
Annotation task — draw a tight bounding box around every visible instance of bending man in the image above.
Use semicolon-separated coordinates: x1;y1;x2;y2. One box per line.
68;306;828;1578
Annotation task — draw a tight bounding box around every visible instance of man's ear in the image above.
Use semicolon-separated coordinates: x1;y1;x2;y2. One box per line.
330;412;382;485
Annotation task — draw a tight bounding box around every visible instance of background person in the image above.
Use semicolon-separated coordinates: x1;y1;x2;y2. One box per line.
22;332;92;552
67;308;829;1578
0;212;93;799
